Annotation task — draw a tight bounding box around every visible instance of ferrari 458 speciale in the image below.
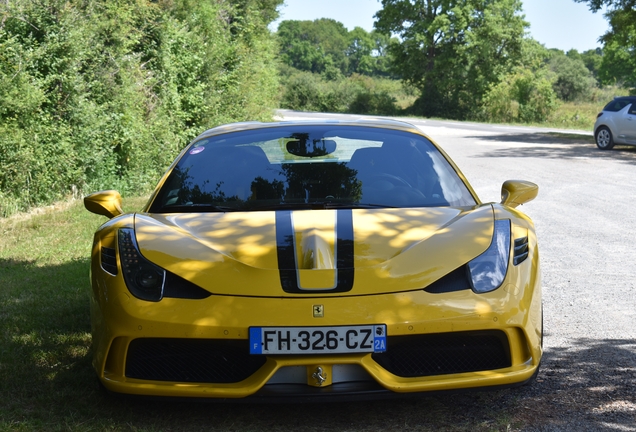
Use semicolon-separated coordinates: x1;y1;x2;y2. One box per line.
85;119;541;400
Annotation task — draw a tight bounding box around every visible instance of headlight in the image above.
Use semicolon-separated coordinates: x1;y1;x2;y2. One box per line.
118;228;165;301
467;219;510;293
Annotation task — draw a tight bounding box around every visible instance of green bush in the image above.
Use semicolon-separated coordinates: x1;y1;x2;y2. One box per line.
549;53;597;102
280;70;353;113
481;68;559;123
0;0;282;217
348;91;397;116
280;70;403;116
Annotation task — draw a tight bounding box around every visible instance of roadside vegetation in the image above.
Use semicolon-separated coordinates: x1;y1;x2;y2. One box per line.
276;13;630;130
0;0;283;217
1;0;635;217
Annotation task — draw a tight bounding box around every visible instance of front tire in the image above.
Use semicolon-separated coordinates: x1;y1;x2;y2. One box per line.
595;126;615;150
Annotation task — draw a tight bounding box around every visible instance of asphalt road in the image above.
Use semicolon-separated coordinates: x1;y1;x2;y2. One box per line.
271;111;636;431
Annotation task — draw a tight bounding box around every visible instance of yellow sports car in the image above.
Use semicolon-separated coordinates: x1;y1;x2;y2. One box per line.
84;119;541;400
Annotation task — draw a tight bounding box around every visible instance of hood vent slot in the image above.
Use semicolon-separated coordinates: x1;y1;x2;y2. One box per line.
513;236;529;265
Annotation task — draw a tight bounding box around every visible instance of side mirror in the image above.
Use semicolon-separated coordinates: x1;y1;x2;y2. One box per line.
501;180;538;208
84;190;123;218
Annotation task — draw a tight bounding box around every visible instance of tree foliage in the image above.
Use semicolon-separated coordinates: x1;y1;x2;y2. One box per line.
482;67;558;123
279;67;405;115
577;48;604;78
276;19;394;78
549;50;597;101
0;0;282;216
575;0;636;89
277;19;349;76
481;39;558;123
374;0;528;119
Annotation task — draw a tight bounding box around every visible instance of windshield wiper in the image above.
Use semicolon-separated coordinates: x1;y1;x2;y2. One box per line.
244;202;397;211
161;203;241;213
326;202;397;209
162;202;399;213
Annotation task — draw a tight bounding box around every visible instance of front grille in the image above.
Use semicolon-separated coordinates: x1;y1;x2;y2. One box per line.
125;338;266;383
372;331;511;378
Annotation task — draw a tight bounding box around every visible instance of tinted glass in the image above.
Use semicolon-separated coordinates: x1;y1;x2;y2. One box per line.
603;98;635;112
149;126;476;212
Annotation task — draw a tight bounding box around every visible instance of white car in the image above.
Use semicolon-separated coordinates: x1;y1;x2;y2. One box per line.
594;96;636;150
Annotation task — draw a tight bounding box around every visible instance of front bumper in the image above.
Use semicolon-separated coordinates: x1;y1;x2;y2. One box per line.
91;277;542;399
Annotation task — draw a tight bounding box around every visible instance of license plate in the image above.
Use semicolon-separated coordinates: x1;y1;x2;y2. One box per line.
249;325;387;355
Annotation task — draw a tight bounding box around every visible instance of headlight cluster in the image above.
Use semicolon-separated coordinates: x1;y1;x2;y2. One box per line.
467;219;511;293
118;228;165;301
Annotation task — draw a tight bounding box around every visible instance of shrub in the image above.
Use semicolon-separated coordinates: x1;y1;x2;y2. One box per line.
549;54;597;102
0;0;282;217
348;91;397;115
482;68;559;123
280;70;403;116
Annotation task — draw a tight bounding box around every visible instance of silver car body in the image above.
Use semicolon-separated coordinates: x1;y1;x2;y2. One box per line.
594;97;636;149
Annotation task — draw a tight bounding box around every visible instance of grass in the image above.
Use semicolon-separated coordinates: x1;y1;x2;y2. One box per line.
0;197;146;431
509;86;628;131
544;100;602;130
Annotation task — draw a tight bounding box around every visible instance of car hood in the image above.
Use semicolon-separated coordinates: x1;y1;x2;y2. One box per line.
134;206;494;297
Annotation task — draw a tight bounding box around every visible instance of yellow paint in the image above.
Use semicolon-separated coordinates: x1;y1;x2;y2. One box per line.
85;121;541;399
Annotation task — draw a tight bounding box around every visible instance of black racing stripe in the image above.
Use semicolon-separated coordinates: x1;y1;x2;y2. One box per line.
275;211;298;292
276;210;354;293
335;209;354;292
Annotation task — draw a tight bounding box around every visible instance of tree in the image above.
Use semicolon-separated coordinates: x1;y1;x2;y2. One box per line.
579;48;604;78
276;19;349;76
346;27;376;76
549;51;597;101
575;0;636;89
574;0;634;10
346;27;394;77
481;38;558;123
374;0;528;119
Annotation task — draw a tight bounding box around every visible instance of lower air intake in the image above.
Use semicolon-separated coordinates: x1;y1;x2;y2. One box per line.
372;330;511;377
125;338;266;383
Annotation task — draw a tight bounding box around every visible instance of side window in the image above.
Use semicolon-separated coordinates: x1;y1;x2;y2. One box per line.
606;99;631;112
628;103;636;115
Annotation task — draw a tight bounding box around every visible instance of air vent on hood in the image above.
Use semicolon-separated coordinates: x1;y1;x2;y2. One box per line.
513;236;529;265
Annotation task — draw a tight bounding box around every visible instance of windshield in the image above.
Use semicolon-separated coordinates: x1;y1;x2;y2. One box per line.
149;125;476;212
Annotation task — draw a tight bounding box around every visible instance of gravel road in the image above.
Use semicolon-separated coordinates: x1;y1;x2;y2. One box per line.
411;118;636;431
251;112;636;431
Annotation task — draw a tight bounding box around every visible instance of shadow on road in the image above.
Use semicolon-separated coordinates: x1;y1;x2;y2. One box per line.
469;132;636;166
512;339;636;430
112;339;634;431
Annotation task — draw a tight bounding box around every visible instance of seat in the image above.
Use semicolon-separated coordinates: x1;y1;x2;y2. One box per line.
348;147;412;205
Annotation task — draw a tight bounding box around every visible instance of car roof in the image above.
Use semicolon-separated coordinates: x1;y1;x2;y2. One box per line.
193;118;424;141
612;96;636;103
